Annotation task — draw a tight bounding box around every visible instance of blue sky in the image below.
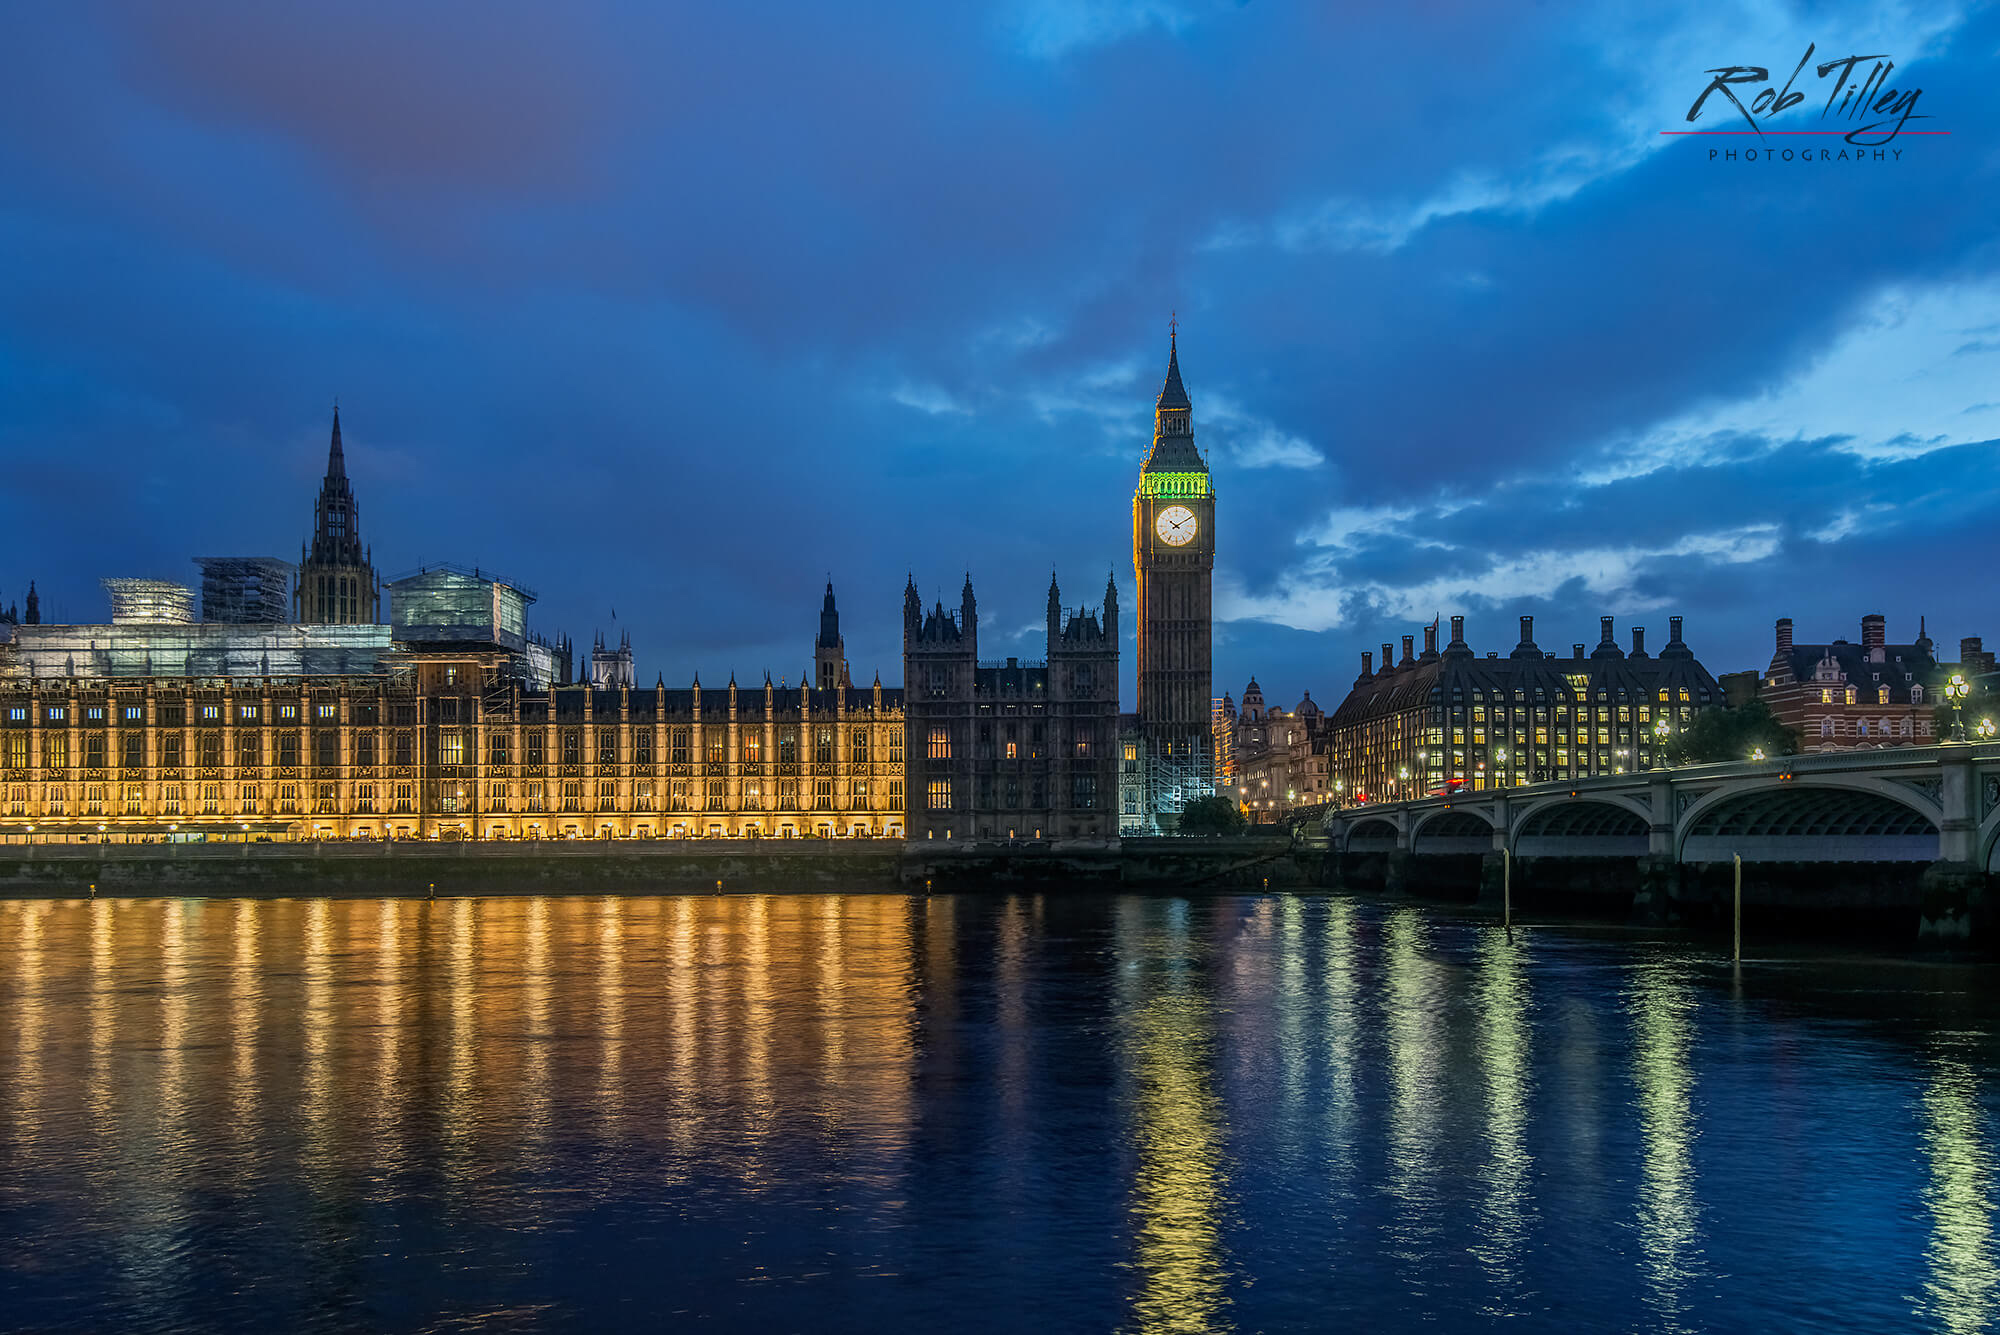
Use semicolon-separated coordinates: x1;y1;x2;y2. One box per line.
2;2;1995;707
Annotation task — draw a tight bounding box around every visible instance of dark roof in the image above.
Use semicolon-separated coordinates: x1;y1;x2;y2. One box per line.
1771;639;1938;703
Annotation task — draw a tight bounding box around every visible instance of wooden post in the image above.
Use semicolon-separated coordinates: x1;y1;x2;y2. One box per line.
1733;853;1742;963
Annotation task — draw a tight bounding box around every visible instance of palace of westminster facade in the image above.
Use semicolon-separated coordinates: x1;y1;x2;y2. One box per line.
0;338;1213;843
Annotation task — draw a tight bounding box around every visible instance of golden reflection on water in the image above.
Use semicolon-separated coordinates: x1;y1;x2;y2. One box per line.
1920;1043;2000;1333
1630;961;1702;1332
1470;932;1534;1310
1383;909;1443;1288
1321;899;1359;1195
1119;900;1231;1335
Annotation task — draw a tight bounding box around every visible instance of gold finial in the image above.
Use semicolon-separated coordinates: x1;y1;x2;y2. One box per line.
1169;311;1178;339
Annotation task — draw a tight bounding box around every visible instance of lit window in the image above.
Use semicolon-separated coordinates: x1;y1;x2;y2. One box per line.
928;779;952;810
928;727;951;761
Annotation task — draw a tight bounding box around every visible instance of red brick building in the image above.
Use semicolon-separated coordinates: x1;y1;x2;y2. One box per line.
1762;615;1994;750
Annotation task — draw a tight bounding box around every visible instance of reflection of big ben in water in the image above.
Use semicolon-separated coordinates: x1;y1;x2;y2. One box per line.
1133;328;1215;821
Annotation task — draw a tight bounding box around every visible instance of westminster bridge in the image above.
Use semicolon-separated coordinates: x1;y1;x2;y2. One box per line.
1321;743;2000;940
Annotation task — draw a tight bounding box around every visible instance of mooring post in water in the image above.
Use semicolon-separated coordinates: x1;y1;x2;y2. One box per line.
716;878;723;896
427;882;434;902
1503;848;1511;931
88;883;95;899
1733;854;1742;963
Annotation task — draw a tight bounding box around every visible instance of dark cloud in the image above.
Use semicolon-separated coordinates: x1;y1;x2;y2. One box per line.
0;1;1995;704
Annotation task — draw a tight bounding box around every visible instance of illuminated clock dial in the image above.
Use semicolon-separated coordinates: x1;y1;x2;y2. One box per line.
1156;504;1198;547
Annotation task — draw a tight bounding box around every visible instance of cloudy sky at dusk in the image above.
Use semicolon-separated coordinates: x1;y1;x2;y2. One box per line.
2;2;1995;706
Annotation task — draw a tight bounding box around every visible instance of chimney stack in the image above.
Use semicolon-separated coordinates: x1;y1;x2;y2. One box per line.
1599;615;1615;645
1360;651;1373;678
1573;643;1586;658
1401;635;1415;666
1449;615;1466;647
1423;623;1438;657
1669;615;1684;645
1631;626;1646;656
1776;618;1793;654
1381;642;1394;671
1862;614;1886;656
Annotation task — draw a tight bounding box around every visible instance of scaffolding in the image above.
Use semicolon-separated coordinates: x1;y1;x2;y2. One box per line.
101;579;195;625
194;557;293;624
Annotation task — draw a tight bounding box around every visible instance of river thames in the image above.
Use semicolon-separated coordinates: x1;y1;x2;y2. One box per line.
1;893;1996;1333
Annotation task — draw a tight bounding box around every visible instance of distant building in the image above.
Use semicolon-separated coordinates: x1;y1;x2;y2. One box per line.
1326;614;1724;801
195;557;292;624
385;564;566;690
903;571;1119;840
295;408;381;625
589;631;635;689
1762;615;1995;750
1218;681;1332;822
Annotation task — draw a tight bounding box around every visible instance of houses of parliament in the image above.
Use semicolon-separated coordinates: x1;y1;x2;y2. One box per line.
0;335;1217;842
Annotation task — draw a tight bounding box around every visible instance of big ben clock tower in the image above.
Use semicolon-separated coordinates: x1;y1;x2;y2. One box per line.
1133;328;1215;825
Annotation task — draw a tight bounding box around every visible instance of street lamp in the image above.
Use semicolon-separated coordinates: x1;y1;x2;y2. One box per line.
1945;674;1971;743
1653;718;1672;769
1979;718;1996;742
1750;747;1766;762
1398;765;1410;800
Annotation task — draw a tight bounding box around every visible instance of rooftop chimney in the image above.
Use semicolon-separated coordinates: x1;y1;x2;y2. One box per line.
1600;615;1615;645
1511;615;1540;659
1422;623;1438;658
1668;615;1684;645
1381;642;1394;670
1862;613;1886;658
1573;643;1586;658
1631;626;1647;656
1776;617;1793;654
1400;634;1415;667
1359;650;1374;678
1449;615;1466;647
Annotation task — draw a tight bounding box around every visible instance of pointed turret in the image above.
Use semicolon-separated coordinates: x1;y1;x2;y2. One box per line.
1047;570;1062;646
1103;569;1118;643
24;580;38;625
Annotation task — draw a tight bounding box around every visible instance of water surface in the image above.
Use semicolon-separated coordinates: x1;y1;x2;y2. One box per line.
1;893;1997;1333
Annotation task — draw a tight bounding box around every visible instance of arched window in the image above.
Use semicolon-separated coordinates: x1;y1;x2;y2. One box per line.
1820;718;1834;738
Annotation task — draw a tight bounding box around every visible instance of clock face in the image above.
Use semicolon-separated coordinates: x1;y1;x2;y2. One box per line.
1156;504;1198;547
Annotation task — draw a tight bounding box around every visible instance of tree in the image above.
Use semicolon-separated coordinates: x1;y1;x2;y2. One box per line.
1664;699;1799;765
1178;794;1247;836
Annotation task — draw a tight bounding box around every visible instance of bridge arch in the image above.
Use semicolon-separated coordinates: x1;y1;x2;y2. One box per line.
1677;779;1940;863
1342;815;1401;852
1511;797;1651;858
1410;808;1495;855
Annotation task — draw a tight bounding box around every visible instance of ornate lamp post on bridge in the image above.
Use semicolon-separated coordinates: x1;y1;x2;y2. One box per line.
1944;674;1971;744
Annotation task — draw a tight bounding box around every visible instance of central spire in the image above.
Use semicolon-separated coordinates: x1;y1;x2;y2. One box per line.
326;405;346;480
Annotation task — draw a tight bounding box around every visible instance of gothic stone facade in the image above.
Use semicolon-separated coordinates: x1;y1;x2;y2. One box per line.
0;625;907;841
1131;333;1216;827
902;573;1119;840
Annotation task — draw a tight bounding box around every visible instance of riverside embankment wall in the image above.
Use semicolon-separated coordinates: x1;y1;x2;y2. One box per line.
0;836;1330;898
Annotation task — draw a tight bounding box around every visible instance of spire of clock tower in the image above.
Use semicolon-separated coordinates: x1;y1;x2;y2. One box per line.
1143;329;1205;474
